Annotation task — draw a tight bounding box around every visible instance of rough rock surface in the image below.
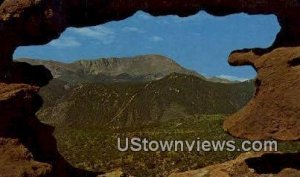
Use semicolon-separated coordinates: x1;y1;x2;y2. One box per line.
169;152;300;177
0;83;60;176
224;47;300;140
0;138;52;177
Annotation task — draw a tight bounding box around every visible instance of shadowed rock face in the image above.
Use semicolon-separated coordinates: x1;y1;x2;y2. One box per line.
0;83;99;177
0;83;65;176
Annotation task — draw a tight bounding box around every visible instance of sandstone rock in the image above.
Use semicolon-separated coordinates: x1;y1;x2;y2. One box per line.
0;138;52;177
0;83;98;177
169;152;300;177
224;47;300;140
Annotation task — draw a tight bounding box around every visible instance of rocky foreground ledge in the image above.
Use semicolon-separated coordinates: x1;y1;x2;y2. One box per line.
0;138;52;177
169;152;300;177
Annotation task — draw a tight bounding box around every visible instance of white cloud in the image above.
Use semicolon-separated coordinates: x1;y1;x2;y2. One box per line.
71;26;115;44
49;36;81;48
218;75;250;82
121;26;143;33
149;36;164;42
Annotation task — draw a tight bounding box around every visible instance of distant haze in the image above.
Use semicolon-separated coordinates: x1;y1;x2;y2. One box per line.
14;11;280;80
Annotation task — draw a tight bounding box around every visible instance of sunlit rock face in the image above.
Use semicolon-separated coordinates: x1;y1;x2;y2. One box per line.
224;47;300;140
1;0;300;176
0;138;52;177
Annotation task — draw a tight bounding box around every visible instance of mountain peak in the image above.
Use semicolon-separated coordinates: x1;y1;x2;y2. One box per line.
17;55;202;83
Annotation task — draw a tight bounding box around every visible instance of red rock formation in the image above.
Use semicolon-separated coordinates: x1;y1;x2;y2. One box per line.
0;83;98;176
169;152;300;177
0;138;52;177
224;47;300;140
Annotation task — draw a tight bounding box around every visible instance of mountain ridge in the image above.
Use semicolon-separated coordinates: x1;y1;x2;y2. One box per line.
17;55;203;83
17;55;238;83
37;73;254;127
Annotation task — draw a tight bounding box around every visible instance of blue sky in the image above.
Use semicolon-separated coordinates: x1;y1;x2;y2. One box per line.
14;11;280;81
